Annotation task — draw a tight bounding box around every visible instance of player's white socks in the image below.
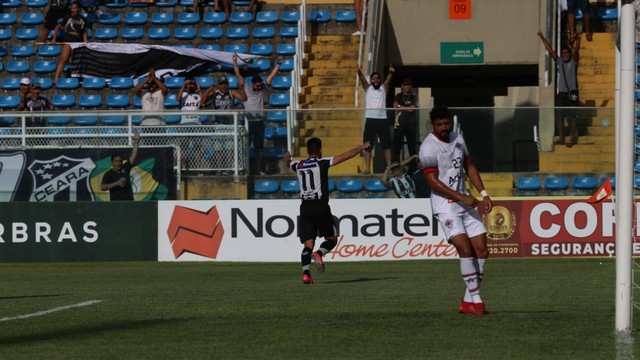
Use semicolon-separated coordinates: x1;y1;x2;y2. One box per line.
460;257;482;303
463;257;487;303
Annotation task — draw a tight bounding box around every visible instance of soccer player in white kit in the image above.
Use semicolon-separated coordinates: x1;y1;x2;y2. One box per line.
418;105;493;315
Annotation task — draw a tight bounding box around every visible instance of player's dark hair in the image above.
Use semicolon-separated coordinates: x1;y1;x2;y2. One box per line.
252;75;263;84
429;105;451;123
370;71;381;79
307;137;322;155
111;152;123;161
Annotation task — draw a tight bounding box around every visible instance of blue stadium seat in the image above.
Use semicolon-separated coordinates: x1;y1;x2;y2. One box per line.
264;126;287;139
203;11;226;25
262;146;285;159
33;60;55;73
165;77;185;89
253;27;275;39
148;27;171;40
200;27;223;40
198;44;220;51
31;77;52;90
151;12;174;25
98;13;122;25
78;94;102;108
224;44;246;53
0;95;20;110
75;116;99;126
102;115;127;125
572;176;598;194
125;11;147;25
51;94;76;108
55;77;79;90
46;115;71;126
256;11;278;24
604;176;616;190
269;93;290;107
178;0;194;6
226;76;239;89
21;12;43;26
0;13;18;26
104;0;129;9
281;11;300;24
174;27;197;40
121;27;144;40
109;76;134;90
178;12;200;24
226;27;249;39
16;28;39;41
0;45;6;57
82;77;106;90
172;44;193;49
233;0;250;5
1;78;21;90
155;0;178;7
129;0;151;6
0;29;12;41
106;94;130;108
37;44;61;57
195;76;214;89
270;76;291;90
253;180;279;197
279;57;294;72
10;45;35;57
250;43;273;56
7;60;30;74
337;179;363;197
544;176;569;195
248;58;270;72
95;28;118;41
2;0;21;8
164;93;180;108
133;95;142;108
515;177;541;194
26;0;48;6
230;11;253;24
334;10;356;23
598;8;618;20
276;43;296;56
279;27;298;38
308;10;331;23
280;179;299;198
364;179;389;197
267;110;286;123
635;160;640;173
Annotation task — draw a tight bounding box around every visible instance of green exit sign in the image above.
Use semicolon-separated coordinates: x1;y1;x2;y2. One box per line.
440;42;484;64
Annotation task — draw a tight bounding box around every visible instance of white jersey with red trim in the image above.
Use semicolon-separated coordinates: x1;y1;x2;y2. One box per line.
418;131;472;214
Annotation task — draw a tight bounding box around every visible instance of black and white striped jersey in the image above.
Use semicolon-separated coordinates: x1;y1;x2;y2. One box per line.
290;157;333;201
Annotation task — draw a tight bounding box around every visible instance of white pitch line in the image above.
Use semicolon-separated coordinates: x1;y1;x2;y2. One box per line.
0;300;103;322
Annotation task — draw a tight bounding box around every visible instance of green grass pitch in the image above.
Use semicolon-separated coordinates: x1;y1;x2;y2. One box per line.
0;258;635;359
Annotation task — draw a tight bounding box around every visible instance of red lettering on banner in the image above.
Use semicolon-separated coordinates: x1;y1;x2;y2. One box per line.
329;235;456;260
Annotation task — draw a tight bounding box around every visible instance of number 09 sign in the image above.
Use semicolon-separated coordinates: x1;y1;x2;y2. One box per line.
449;0;471;20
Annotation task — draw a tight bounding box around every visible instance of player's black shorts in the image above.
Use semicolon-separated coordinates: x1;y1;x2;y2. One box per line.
363;117;391;150
298;200;337;243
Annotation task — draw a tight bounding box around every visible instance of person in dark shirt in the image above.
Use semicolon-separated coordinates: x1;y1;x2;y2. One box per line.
101;131;140;201
285;137;371;285
19;83;54;127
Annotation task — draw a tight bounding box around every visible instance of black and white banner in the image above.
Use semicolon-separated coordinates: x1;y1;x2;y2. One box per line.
67;43;258;80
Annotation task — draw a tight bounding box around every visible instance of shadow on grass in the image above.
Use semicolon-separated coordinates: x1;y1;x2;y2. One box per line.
0;294;66;300
324;277;400;284
0;317;195;345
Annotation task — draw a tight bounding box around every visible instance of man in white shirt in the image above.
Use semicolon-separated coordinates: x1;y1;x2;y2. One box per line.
356;63;394;174
419;105;493;315
133;68;167;126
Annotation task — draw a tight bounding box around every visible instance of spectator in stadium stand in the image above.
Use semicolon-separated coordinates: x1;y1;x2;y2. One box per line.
419;105;493;316
381;155;418;198
233;53;282;176
194;0;230;20
538;29;581;148
353;0;365;35
203;75;247;176
133;68;168;126
51;2;89;44
567;0;592;43
392;78;418;173
101;130;140;201
18;78;31;104
284;137;371;285
356;63;394;174
177;77;204;125
18;83;54;127
38;0;70;43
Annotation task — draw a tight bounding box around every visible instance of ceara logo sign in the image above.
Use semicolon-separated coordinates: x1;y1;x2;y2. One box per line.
167;205;225;259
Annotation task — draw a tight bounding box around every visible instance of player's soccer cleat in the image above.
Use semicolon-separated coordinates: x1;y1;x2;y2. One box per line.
472;302;492;315
302;274;313;284
458;300;474;314
312;251;325;273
